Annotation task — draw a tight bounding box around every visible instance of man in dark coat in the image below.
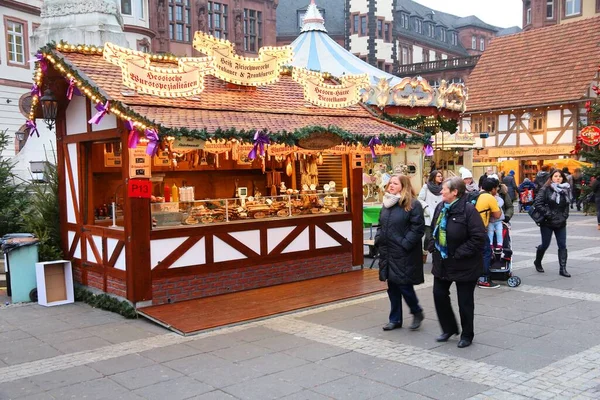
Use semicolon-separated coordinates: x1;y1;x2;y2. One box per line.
429;177;486;348
502;170;518;203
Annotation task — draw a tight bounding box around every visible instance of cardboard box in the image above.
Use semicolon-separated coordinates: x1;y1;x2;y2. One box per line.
35;260;74;306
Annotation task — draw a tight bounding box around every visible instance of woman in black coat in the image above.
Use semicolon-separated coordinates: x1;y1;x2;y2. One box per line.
429;177;486;348
532;169;571;277
376;175;425;332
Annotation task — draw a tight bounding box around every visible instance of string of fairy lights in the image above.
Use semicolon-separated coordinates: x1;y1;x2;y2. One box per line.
28;42;437;150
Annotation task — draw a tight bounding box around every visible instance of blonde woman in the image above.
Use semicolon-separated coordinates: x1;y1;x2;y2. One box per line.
375;175;426;331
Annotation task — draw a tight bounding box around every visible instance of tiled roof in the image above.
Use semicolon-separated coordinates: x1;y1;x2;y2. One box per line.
276;0;345;38
56;51;414;136
465;16;600;113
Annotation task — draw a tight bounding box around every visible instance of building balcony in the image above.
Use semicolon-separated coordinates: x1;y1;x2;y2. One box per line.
398;55;481;76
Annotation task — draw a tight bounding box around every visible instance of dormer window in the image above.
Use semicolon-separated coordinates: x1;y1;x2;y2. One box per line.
479;38;485;51
471;35;476;49
415;19;422;34
440;28;446;42
427;23;434;37
451;32;458;45
400;13;409;29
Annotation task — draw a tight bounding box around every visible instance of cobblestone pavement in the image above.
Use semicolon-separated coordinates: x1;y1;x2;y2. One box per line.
0;212;599;399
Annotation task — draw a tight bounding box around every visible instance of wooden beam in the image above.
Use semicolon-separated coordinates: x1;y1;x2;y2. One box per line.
350;158;364;267
154;236;203;270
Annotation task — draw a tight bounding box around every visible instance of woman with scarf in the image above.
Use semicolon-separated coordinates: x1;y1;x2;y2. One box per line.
418;170;443;263
429;177;486;348
376;175;425;332
532;169;571;277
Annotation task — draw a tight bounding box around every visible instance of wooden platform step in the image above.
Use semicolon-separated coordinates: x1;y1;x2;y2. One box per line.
138;269;386;335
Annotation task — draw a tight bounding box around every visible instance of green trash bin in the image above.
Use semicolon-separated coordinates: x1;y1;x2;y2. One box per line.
1;234;40;303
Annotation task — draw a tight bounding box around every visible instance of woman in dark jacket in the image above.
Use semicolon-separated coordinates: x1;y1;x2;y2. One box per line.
532;169;571;277
428;177;486;348
376;175;425;332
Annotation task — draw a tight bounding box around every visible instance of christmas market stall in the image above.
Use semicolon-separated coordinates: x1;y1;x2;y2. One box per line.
28;35;427;306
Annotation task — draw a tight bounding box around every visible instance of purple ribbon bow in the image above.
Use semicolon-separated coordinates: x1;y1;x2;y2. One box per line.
368;136;381;158
248;130;270;160
145;129;159;157
35;53;47;73
423;139;434;157
88;101;110;125
31;83;41;98
26;119;39;137
66;77;80;100
125;120;139;149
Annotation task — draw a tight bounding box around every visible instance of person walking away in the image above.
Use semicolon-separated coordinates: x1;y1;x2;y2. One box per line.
532;169;571;277
460;168;479;193
376;175;426;331
572;168;583;211
590;173;600;230
475;179;502;288
534;165;551;190
502;170;518;204
429;177;486;348
478;166;494;189
418;170;443;263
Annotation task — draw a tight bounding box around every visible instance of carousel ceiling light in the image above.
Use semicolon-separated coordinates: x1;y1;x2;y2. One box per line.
40;89;58;131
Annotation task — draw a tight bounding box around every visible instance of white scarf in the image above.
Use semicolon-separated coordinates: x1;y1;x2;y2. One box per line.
383;192;401;208
550;182;571;204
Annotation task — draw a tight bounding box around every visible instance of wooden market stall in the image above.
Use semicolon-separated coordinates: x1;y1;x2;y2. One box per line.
28;37;425;307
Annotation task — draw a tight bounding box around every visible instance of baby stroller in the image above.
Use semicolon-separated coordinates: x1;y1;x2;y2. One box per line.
518;188;534;213
490;222;521;287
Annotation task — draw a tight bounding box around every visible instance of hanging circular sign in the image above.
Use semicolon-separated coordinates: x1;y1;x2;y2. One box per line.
297;131;343;150
580;126;600;146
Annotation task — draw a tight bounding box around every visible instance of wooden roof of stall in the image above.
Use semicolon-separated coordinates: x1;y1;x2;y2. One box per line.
52;50;416;136
465;15;600;113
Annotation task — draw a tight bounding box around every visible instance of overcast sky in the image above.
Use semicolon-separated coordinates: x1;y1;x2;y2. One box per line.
414;0;523;28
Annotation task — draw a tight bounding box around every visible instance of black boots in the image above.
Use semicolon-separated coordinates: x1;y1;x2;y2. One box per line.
559;248;571;277
409;312;424;330
534;246;545;273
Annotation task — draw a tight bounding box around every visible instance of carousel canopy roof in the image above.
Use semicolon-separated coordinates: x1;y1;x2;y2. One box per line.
41;48;420;140
289;0;401;86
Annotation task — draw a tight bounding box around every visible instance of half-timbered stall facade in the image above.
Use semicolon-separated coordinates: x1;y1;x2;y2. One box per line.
462;16;600;183
27;34;427;306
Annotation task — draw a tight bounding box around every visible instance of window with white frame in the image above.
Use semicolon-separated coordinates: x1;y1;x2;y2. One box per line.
565;0;581;16
531;112;545;131
209;2;228;39
121;0;132;15
244;8;262;53
352;14;358;34
451;32;457;46
427;23;434;37
526;7;532;24
400;13;409;29
480;38;485;51
169;0;191;42
471;35;476;49
415;19;422;34
440;28;446;42
6;20;26;65
401;47;408;65
136;0;144;18
546;0;554;18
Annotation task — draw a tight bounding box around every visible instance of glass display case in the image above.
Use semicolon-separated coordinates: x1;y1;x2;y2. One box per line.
150;192;348;228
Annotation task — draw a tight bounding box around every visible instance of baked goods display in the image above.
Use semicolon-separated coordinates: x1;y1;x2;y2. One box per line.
151;192;346;227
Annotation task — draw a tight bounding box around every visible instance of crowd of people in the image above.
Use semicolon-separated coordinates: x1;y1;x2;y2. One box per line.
374;163;599;349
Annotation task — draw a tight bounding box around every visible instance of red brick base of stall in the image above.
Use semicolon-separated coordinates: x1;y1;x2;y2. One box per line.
72;265;127;298
151;252;353;306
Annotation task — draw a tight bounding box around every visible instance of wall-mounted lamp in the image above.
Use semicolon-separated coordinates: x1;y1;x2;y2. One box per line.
15;130;26;142
40;89;58;131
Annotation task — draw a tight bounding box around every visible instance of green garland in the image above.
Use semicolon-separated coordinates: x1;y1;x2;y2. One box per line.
36;43;432;147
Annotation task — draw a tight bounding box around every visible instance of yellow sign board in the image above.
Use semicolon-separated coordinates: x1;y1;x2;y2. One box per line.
103;42;213;98
292;68;370;108
486;145;575;158
193;32;293;86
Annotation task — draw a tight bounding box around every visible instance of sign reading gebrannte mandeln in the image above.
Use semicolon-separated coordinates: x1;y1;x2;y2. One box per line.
292;68;370;108
193;32;293;86
103;42;213;97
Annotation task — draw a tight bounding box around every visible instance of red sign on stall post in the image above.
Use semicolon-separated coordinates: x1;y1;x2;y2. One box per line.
580;126;600;147
128;179;152;198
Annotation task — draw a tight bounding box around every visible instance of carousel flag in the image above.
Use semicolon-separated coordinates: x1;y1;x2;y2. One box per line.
88;101;110;125
368;136;381;158
145;129;160;157
248;130;270;160
125;120;138;149
26;119;39;137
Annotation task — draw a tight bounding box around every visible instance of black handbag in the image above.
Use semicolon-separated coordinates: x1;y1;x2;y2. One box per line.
528;205;546;225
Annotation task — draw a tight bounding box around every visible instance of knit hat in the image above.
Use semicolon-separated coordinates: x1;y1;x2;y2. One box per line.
489;174;499;181
460;168;473;179
509;170;515;176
